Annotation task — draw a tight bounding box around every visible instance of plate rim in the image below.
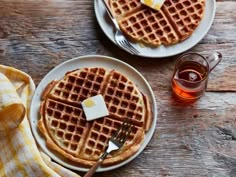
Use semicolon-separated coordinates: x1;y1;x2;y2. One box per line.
29;55;157;172
94;0;216;58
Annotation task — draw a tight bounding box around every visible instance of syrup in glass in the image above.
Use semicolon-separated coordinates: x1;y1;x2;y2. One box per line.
172;61;208;100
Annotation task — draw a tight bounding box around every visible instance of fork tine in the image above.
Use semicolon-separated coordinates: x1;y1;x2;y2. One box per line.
112;119;133;146
122;41;137;54
119;40;137;55
117;41;135;55
112;119;125;139
112;119;130;138
116;120;131;140
118;124;133;144
123;40;140;54
102;0;140;55
112;119;127;138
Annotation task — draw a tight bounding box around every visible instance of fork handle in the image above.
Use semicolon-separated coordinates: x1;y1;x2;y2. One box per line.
102;0;114;19
83;152;108;177
101;0;120;30
83;159;103;177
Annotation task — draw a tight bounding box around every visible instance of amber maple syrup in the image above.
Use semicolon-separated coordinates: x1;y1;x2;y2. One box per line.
172;61;208;100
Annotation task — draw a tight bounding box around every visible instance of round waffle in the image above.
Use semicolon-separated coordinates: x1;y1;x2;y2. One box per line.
38;67;152;167
109;0;205;47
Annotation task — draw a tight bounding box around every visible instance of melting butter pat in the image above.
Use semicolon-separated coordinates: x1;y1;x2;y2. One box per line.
82;94;109;121
83;99;96;107
141;0;165;11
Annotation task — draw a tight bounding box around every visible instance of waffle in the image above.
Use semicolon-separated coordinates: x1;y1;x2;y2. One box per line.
109;0;205;47
162;0;205;41
109;0;143;19
38;67;152;167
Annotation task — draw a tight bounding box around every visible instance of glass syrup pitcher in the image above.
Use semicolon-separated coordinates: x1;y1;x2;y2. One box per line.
171;52;222;101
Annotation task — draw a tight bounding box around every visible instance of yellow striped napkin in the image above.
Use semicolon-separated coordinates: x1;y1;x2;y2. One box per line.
0;65;80;177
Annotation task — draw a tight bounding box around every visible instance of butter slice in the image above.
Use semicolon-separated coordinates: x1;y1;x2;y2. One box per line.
82;94;109;121
141;0;165;11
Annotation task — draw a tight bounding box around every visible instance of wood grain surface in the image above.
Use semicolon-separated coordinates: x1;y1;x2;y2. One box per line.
0;0;235;177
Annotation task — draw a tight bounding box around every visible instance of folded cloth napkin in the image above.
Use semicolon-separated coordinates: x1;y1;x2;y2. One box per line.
0;65;81;177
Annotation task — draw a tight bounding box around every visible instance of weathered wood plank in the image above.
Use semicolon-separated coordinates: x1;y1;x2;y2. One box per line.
0;0;235;177
0;1;235;89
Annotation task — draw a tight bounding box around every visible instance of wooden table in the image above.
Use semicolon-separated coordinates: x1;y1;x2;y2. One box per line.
0;0;235;176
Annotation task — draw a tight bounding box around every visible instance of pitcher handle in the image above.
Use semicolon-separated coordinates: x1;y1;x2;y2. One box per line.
206;52;222;72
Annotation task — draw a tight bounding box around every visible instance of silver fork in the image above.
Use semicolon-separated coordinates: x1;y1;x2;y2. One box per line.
83;119;133;177
101;0;140;55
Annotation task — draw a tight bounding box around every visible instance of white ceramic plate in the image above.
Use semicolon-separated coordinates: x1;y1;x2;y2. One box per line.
29;55;157;172
94;0;216;58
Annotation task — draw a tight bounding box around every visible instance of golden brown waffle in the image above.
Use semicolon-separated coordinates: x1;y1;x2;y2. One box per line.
109;0;205;47
162;0;205;41
119;8;179;46
109;0;143;19
38;67;152;167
